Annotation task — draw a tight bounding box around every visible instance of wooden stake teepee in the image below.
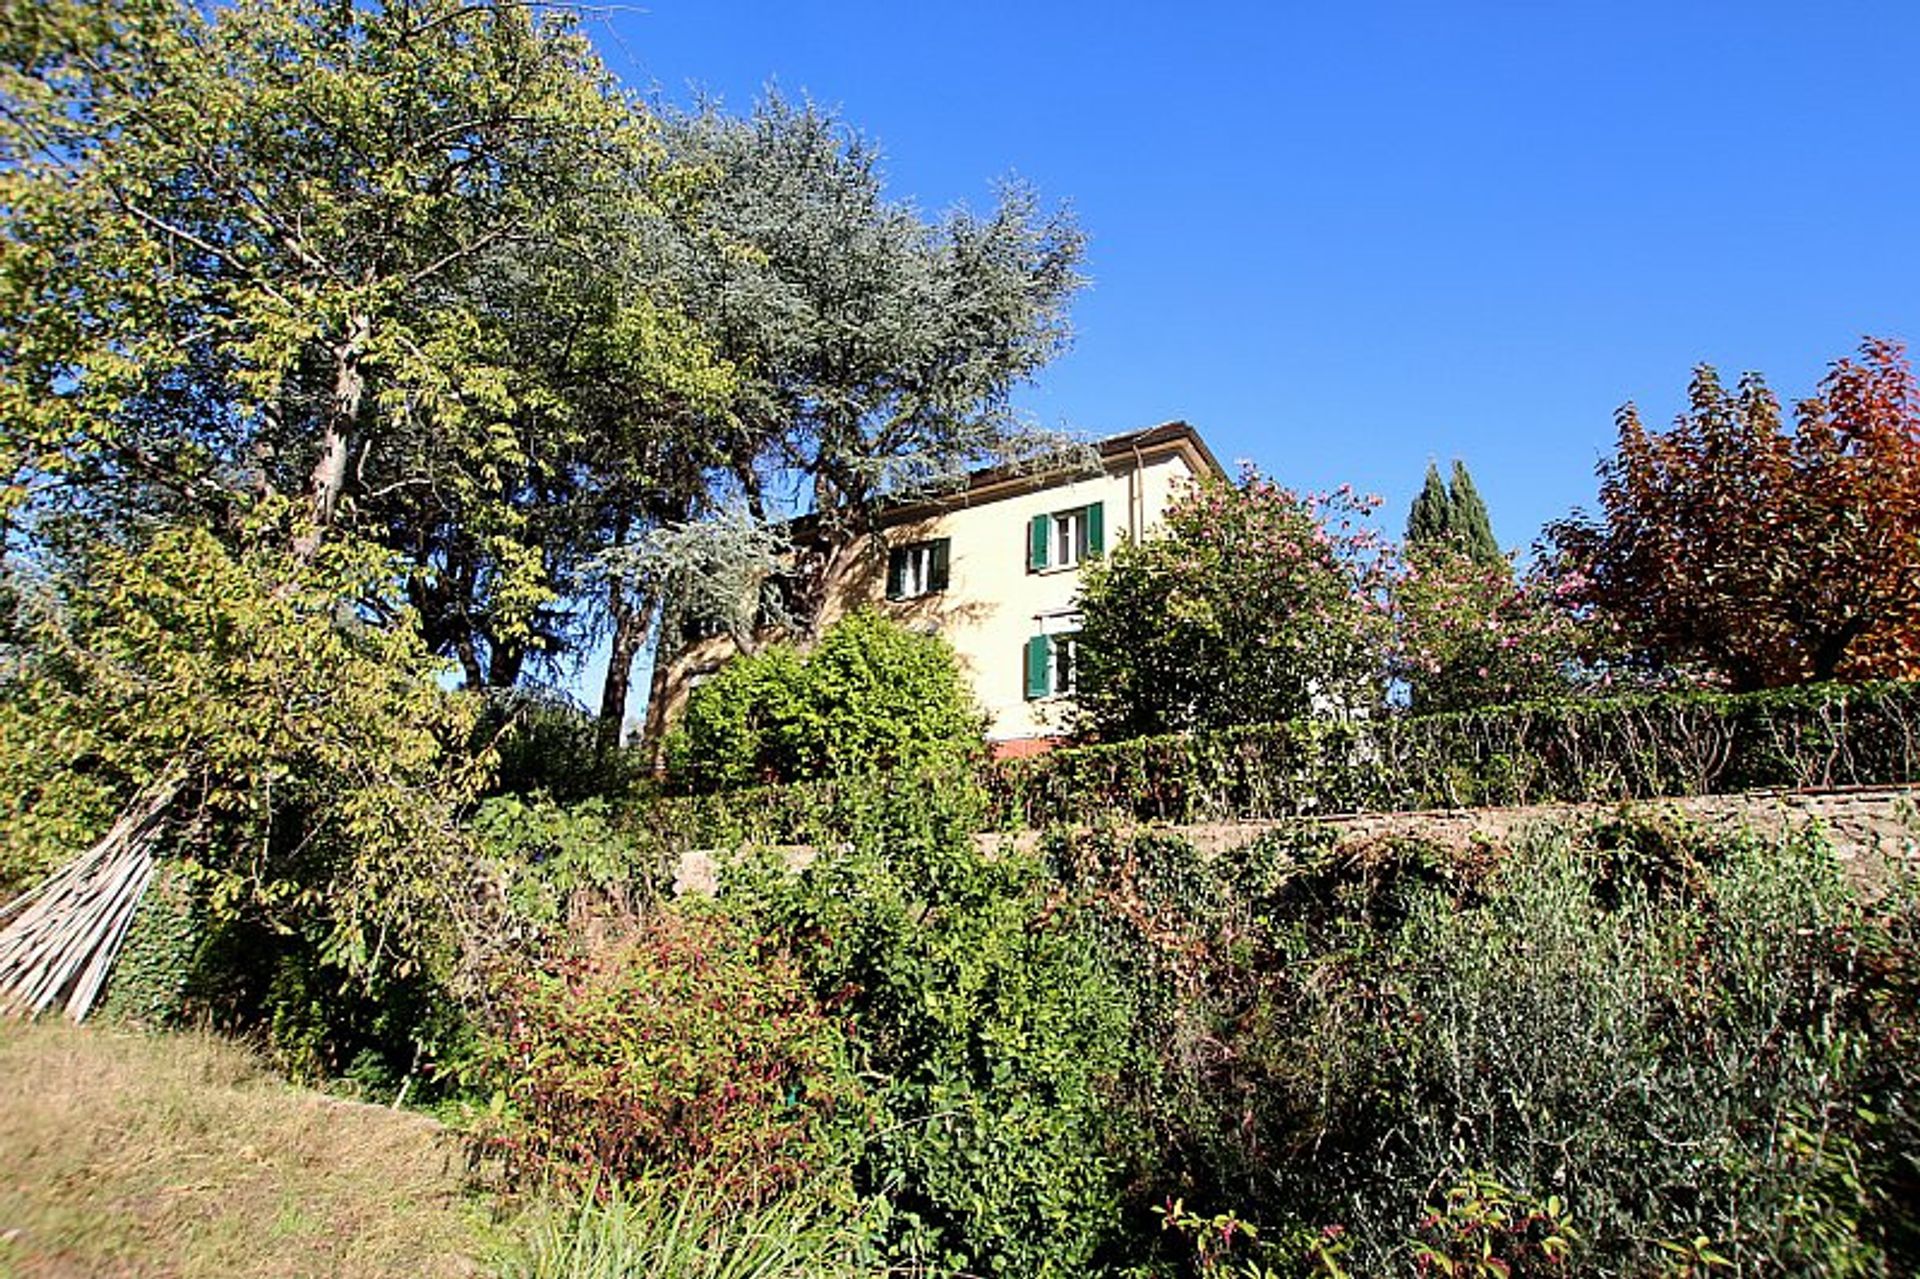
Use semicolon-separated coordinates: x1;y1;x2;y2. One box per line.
0;775;181;1022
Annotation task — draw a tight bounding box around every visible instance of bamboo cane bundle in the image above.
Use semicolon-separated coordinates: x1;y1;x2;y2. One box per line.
0;775;181;1022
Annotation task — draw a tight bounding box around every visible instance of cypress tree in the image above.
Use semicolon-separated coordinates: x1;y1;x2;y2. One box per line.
1406;461;1454;549
1405;458;1503;565
1448;460;1501;564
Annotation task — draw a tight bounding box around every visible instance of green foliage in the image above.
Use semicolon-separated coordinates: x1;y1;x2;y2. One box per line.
1068;816;1919;1275
471;794;654;933
1075;468;1394;739
501;1176;884;1279
1155;1198;1354;1279
483;691;645;804
790;610;986;775
1446;462;1500;562
0;519;485;1007
98;863;205;1028
643;680;1920;851
1409;1172;1577;1277
1407;460;1501;566
726;777;1147;1277
1016;813;1919;1276
484;904;857;1198
0;703;120;902
668;645;813;789
987;679;1920;828
1407;462;1451;548
666;609;985;790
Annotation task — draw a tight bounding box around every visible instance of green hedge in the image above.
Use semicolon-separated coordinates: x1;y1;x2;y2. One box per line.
988;681;1920;827
644;682;1920;846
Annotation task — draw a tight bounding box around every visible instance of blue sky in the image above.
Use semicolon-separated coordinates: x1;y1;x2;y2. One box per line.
592;1;1918;555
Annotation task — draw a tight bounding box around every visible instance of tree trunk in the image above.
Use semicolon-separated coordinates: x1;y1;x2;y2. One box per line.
1811;616;1870;683
636;618;678;773
596;579;654;755
454;634;484;689
487;640;525;689
297;310;370;557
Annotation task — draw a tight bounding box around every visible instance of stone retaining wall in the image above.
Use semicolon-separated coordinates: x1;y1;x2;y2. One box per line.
674;784;1920;896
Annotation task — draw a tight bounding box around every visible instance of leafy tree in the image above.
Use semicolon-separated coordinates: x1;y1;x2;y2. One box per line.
1407;459;1500;565
1447;460;1500;563
650;98;1087;634
0;512;483;989
1075;469;1394;738
3;2;1087;762
500;92;1090;747
0;0;725;689
1546;338;1920;689
666;609;984;789
1407;463;1454;551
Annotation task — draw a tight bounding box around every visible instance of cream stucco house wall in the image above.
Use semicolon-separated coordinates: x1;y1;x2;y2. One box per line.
655;422;1226;753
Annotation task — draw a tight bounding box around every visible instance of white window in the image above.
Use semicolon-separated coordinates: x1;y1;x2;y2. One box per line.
1027;502;1104;572
1049;632;1078;696
1024;611;1082;700
1052;508;1087;569
886;538;950;600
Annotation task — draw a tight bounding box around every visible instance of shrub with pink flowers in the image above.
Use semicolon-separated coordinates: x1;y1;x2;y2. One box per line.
1390;545;1599;713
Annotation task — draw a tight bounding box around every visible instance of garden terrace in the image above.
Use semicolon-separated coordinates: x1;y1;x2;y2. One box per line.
642;680;1920;848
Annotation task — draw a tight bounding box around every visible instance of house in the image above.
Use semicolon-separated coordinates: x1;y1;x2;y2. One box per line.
652;421;1227;757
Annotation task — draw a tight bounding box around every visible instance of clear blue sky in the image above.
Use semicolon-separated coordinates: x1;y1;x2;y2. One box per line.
591;0;1918;554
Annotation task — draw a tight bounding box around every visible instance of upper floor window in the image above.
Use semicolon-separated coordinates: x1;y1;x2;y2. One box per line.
887;538;950;600
1027;500;1105;572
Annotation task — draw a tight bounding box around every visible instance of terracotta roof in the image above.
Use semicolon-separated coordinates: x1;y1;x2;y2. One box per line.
931;419;1225;504
1094;420;1226;477
787;420;1224;538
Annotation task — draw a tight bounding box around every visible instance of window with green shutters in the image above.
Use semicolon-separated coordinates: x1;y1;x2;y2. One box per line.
886;538;950;600
1024;634;1050;699
1026;501;1104;572
1023;630;1080;699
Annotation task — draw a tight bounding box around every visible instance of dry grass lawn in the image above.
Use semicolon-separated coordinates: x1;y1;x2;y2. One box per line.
0;1019;496;1278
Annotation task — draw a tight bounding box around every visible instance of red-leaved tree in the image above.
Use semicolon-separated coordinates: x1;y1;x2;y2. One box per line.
1546;338;1920;690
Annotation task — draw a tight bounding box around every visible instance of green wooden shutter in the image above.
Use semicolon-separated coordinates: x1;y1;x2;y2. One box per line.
885;547;905;600
1085;501;1105;556
1024;635;1050;700
929;538;951;592
1028;514;1050;571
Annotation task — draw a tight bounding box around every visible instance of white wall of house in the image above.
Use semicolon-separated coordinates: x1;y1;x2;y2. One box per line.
833;443;1208;743
655;427;1220;748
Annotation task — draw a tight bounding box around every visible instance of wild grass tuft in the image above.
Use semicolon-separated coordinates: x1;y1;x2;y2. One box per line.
500;1175;882;1279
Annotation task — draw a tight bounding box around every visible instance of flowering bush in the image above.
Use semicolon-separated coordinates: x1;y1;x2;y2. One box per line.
1075;468;1395;738
1389;545;1597;713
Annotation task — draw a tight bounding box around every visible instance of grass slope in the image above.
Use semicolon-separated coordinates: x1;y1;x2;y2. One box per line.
0;1019;492;1278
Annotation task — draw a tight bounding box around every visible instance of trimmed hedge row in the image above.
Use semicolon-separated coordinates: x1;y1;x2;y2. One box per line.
640;681;1920;846
989;680;1920;826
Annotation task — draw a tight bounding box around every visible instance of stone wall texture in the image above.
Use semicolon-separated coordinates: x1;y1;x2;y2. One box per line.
677;784;1920;896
